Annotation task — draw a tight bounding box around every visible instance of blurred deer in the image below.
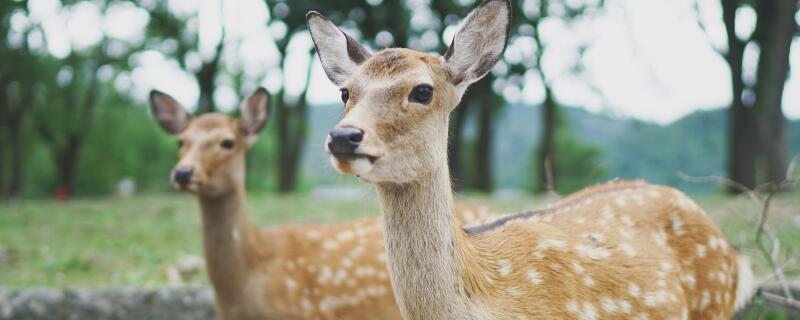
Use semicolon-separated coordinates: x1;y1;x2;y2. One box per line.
309;0;757;318
149;88;495;320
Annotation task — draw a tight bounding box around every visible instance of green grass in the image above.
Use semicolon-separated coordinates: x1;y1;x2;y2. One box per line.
0;191;798;288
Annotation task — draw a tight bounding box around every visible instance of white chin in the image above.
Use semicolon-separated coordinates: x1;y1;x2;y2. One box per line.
351;157;374;176
330;156;374;177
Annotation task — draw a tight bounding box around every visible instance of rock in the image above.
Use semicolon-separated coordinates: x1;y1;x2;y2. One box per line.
0;286;217;320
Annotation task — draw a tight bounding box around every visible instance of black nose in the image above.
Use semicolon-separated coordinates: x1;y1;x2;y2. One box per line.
174;167;193;184
328;127;364;155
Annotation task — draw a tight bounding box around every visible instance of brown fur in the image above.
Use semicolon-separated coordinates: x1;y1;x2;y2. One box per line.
318;14;746;320
161;112;496;320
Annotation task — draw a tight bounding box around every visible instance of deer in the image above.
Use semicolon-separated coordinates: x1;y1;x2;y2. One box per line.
308;0;757;318
149;88;496;320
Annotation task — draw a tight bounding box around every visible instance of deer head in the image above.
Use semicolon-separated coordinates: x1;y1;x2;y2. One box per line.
149;88;269;196
309;0;511;184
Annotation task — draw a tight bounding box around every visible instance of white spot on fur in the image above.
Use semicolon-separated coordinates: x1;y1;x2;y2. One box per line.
734;254;756;311
618;299;632;314
575;244;611;260
619;228;635;239
696;244;707;258
652;229;668;246
341;258;353;268
285;278;298;290
336;230;355;242
600;296;617;313
566;300;598;320
497;259;512;277
584;275;596;287
621;215;634;226
572;262;586;274
318;266;333;284
306;230;321;240
619;243;637;257
629;283;641;297
700;290;711;309
643;290;669;306
527;269;543;285
323;240;339;251
533;239;567;258
301;298;312;311
671;213;685;236
708;236;720;250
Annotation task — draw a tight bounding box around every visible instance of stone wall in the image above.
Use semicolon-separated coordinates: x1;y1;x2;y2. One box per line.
0;286;216;320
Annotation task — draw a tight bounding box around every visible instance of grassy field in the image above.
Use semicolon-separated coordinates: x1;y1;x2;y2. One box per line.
0;190;798;288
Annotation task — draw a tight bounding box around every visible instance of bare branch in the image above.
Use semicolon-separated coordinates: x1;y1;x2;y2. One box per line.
761;291;800;310
677;171;762;204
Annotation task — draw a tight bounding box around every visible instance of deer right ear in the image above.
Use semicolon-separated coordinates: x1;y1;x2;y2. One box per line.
443;0;512;98
149;90;190;135
307;11;371;86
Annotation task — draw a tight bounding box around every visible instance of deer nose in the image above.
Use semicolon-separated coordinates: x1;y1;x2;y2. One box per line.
173;167;193;184
328;127;364;155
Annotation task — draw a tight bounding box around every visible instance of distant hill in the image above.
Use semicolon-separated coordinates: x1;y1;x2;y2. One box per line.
304;104;800;193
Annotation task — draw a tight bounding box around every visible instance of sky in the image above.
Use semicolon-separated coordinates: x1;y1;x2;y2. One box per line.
12;0;800;124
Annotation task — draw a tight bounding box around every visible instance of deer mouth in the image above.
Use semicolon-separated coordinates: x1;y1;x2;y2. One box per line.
173;181;201;193
332;153;378;164
330;153;379;176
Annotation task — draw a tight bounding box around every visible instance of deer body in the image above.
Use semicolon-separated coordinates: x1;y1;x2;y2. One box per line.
149;89;494;319
309;0;756;318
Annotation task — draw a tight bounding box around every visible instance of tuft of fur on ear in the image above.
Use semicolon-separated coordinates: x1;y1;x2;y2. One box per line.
149;90;191;135
306;11;371;86
443;0;512;97
239;87;270;135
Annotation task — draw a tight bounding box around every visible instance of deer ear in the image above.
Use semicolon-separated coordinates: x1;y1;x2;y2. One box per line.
443;0;511;97
239;87;270;136
149;90;191;135
307;11;371;86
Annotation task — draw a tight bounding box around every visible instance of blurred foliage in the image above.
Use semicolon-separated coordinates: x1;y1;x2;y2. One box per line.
1;0;795;199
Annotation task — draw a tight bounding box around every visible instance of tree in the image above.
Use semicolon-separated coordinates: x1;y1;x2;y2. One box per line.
508;0;603;192
698;0;797;190
264;0;417;192
0;1;37;199
32;51;106;198
751;0;796;186
145;1;226;114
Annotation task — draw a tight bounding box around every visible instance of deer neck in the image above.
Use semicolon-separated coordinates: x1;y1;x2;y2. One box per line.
197;170;262;305
376;167;486;319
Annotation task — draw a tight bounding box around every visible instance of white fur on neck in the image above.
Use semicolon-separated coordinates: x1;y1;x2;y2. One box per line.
377;168;490;319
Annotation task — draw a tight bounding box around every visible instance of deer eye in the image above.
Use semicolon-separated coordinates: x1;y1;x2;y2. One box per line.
221;139;235;150
409;84;433;104
178;139;184;148
340;88;349;104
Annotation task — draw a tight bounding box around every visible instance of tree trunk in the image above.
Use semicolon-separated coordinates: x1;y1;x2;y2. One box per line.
474;83;495;193
0;84;6;198
196;64;217;114
448;102;470;190
195;40;224;114
56;137;82;199
721;0;757;192
537;87;558;193
277;92;309;193
752;0;795;186
276;54;314;193
7;119;23;199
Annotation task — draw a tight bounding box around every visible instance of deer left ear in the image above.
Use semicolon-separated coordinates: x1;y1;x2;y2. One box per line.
307;11;372;86
239;87;270;139
443;0;512;98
